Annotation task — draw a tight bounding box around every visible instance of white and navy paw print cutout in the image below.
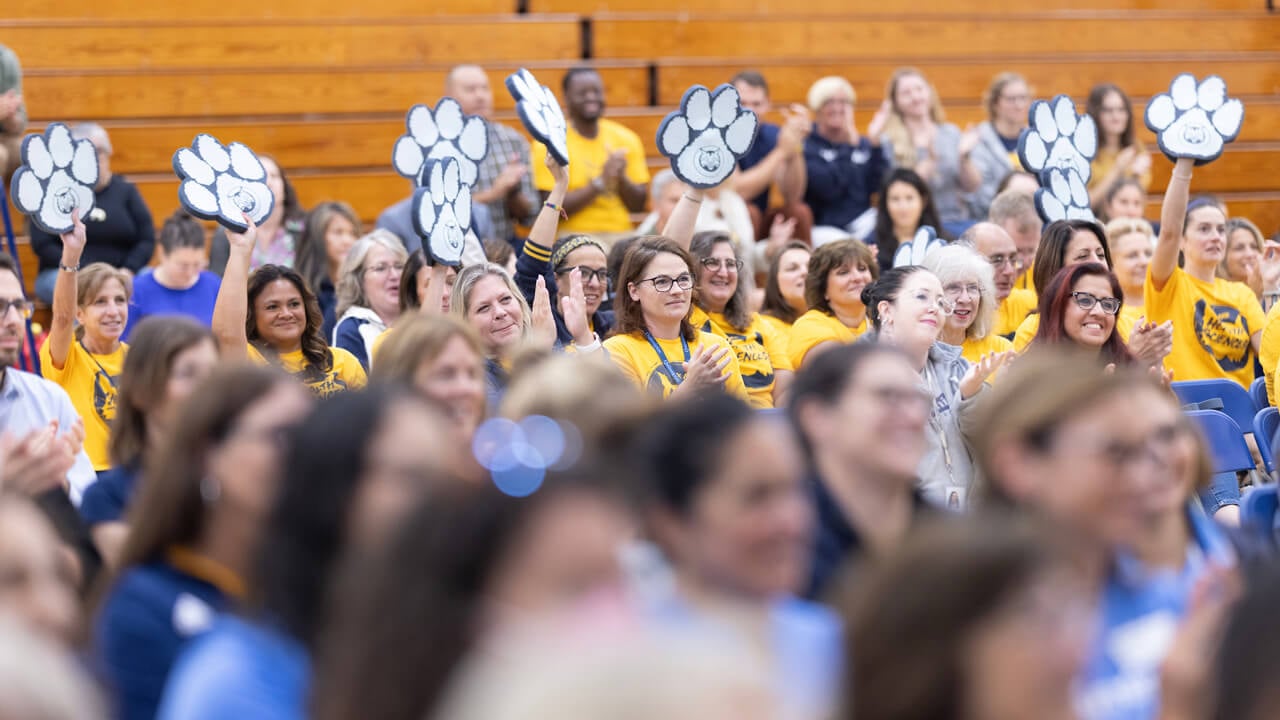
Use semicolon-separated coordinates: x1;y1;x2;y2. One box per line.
657;84;759;189
11;123;98;234
506;68;569;166
392;98;489;187
1145;74;1243;166
893;226;947;268
1017;95;1097;185
1036;168;1094;223
413;157;473;267
172;134;275;233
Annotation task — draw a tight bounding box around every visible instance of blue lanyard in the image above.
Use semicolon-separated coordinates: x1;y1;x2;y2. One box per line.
644;330;690;386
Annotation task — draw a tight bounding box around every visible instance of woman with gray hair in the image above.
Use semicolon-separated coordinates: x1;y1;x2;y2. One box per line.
332;229;408;371
29;122;155;304
921;243;1014;363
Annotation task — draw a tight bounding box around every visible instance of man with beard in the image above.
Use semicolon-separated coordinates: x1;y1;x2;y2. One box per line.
531;67;649;238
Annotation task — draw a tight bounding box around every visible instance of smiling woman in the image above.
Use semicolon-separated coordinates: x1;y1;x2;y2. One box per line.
332;230;409;372
211;218;366;398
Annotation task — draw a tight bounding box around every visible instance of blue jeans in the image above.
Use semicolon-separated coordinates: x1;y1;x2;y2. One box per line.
1200;472;1242;516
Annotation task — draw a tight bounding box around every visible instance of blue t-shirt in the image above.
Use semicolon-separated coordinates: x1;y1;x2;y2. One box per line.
802;131;888;229
157;616;309;720
124;271;221;340
80;464;139;526
93;558;233;720
737;122;780;212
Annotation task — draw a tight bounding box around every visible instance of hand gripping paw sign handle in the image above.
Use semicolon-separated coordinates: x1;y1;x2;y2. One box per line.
657;84;760;189
11;123;99;235
172;134;275;234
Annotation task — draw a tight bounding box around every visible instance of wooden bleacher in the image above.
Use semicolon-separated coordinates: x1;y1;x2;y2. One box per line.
4;2;1279;301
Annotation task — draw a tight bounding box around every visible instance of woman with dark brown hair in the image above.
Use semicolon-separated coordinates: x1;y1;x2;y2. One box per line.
91;364;312;720
212;217;366;398
80;317;218;567
1029;263;1134;368
786;239;880;369
1085;83;1152;208
602;236;746;399
759;241;810;332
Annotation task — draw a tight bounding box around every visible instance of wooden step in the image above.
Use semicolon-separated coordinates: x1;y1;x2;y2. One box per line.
534;0;1266;12
8;0;517;19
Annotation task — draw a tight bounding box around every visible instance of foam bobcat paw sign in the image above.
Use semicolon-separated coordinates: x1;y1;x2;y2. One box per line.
172;134;275;234
11;123;99;234
392;98;489;187
1145;74;1243;165
1036;168;1094;223
893;226;947;268
657;84;759;189
506;68;569;166
413;157;472;267
1017;94;1097;184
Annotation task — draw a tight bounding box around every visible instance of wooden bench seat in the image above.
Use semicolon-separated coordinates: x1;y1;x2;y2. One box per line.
21;62;649;120
3;16;581;71
8;0;517;19
534;0;1264;13
592;13;1278;60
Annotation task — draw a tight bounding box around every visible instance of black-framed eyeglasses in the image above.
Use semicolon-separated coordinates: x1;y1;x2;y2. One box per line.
1071;291;1121;315
0;299;33;320
637;274;694;293
557;265;609;284
988;254;1024;270
699;257;744;272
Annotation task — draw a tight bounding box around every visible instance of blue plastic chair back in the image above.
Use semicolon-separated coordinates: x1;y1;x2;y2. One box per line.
1173;379;1259;435
1186;409;1255;474
1240;485;1280;546
1250;376;1269;410
1253;407;1279;474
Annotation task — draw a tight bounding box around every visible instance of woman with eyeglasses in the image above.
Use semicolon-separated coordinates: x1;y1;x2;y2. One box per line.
1030;264;1134;368
39;212;131;473
331;230;409;372
862;266;1010;507
92;364;311;720
922;243;1014;364
680;230;793;408
212;217;367;399
787;239;880;370
974;352;1238;719
603;236;746;399
967;72;1031;220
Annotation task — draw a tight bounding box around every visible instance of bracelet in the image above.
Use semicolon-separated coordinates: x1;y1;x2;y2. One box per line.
543;201;567;220
682;193;703;204
58;262;79;272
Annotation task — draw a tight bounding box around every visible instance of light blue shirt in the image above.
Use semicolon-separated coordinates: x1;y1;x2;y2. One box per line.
0;367;97;504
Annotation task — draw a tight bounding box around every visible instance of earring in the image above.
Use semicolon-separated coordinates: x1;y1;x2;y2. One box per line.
200;476;221;504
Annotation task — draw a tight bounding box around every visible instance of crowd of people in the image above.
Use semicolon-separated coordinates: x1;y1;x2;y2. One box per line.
4;48;1280;720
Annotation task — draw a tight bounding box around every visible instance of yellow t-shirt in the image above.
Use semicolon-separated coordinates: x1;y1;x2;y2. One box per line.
1144;267;1263;387
39;340;128;471
1012;310;1138;353
1260;303;1280;405
602;330;747;400
369;327;391;371
787;309;867;369
995;288;1038;338
1089;145;1152;191
1014;267;1036;294
692;307;792;409
246;345;368;398
757;314;794;337
960;333;1014;365
531;118;650;234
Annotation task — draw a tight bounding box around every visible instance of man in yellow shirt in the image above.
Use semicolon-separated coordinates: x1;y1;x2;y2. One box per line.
531;67;649;235
988;190;1042;294
961;222;1036;338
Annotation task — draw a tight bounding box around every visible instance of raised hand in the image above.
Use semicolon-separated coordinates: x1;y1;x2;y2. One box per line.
496;155;529;193
226;213;259;253
59;209;87;260
544;151;569;190
958;123;981;158
530;275;557;349
560;268;593;347
959;350;1015;399
866;99;892;143
0;424;75;496
1157;563;1240;720
1259;240;1280;294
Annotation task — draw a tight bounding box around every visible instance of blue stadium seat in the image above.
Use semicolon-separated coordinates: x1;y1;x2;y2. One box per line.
1186;409;1255;475
1253;407;1279;475
1172;379;1259;435
1240;485;1279;546
1250;376;1269;411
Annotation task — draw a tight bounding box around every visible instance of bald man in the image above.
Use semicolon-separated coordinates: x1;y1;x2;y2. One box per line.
960;222;1037;338
988;190;1043;294
445;64;539;244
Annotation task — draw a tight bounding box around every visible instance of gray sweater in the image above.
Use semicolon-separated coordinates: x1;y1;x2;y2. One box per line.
916;341;984;507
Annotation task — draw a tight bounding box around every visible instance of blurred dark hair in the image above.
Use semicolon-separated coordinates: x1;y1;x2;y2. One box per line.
761;241;811;325
294;201;362;298
157;210;206;254
245;264;331;381
873;168;949;270
788;342;911;458
1086;83;1137;149
1032;219;1111;295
